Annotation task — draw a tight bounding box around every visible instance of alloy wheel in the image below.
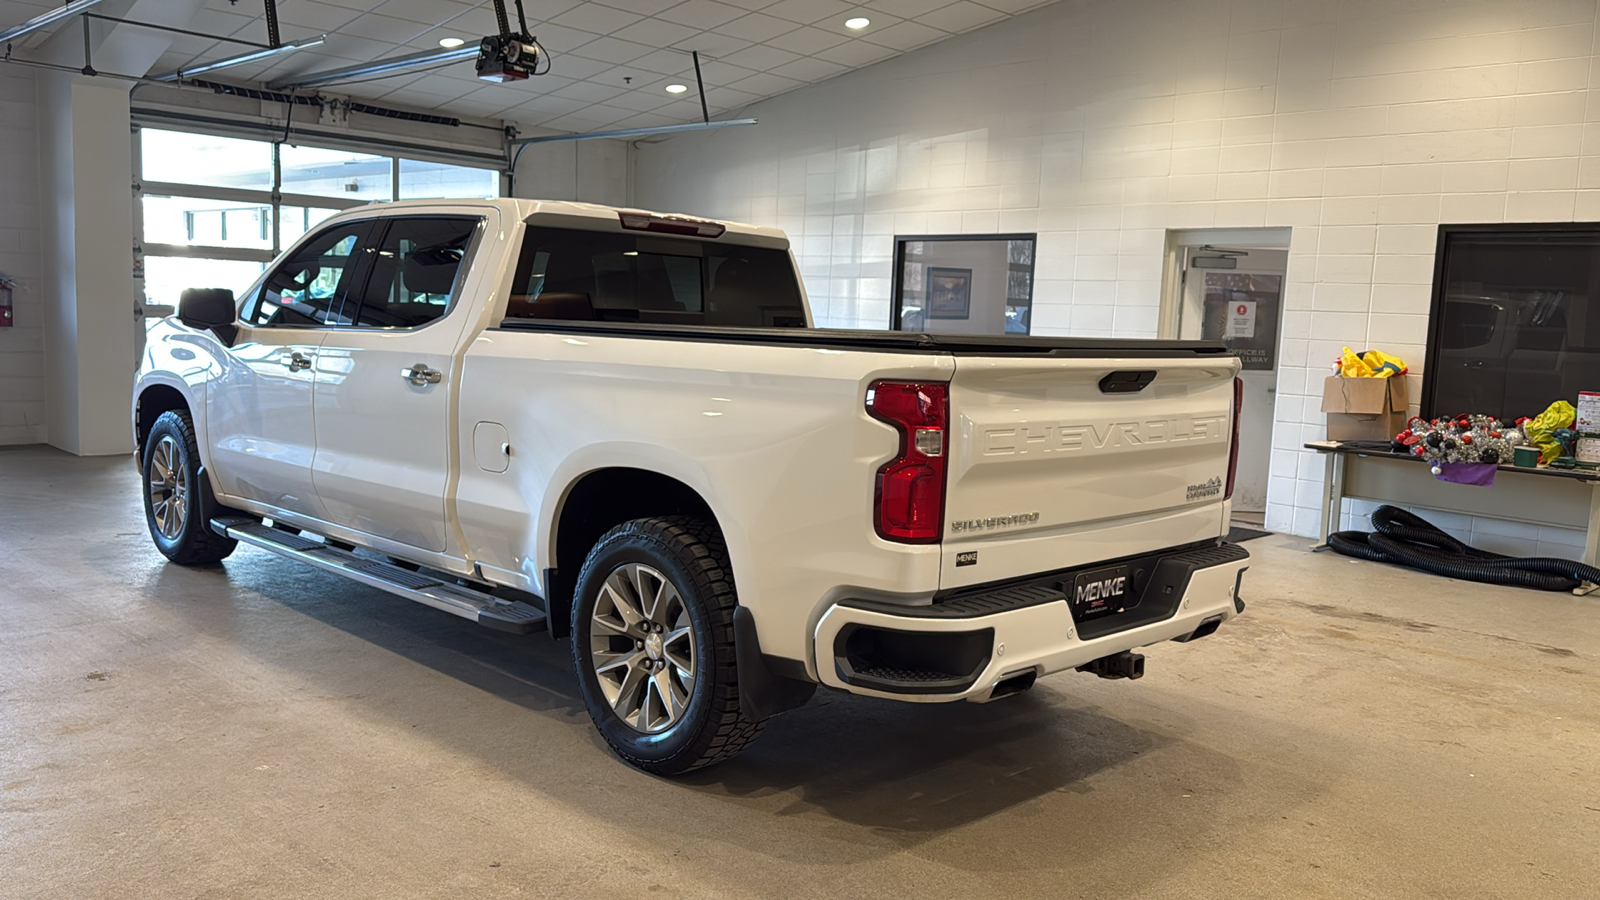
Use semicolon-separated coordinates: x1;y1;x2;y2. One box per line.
588;562;697;734
147;435;189;540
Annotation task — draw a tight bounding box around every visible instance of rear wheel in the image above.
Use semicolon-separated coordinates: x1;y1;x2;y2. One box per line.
571;516;763;775
142;410;237;565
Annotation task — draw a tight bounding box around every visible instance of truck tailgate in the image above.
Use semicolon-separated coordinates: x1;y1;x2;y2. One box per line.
940;355;1239;590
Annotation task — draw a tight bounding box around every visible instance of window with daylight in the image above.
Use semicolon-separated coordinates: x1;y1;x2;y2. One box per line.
136;127;501;313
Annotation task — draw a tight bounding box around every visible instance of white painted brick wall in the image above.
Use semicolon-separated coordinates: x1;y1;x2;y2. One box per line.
633;0;1600;543
0;66;42;445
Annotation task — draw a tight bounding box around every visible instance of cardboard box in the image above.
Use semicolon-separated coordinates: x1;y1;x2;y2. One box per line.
1322;375;1410;442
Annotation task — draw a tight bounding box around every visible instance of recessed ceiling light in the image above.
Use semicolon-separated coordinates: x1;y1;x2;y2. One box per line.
438;37;465;48
665;83;688;93
845;16;870;29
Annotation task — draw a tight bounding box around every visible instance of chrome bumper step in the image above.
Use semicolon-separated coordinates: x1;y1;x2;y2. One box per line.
211;517;546;634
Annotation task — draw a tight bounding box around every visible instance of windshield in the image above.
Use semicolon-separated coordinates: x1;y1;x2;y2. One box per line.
504;226;807;328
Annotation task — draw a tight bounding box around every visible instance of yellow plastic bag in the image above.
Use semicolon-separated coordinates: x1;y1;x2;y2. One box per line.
1339;347;1409;378
1524;400;1575;464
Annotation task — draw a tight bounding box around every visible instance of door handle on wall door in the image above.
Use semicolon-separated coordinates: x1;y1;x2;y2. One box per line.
401;363;443;385
279;351;311;371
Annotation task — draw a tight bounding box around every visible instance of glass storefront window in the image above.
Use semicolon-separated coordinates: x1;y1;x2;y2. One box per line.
280;144;392;201
141;129;274;190
137;128;500;313
142;257;266;309
142;196;273;250
399;159;500;199
278;206;345;247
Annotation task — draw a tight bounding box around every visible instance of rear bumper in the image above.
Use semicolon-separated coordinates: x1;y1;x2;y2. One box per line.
814;541;1249;702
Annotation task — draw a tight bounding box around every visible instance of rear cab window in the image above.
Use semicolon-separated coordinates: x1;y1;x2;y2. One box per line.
503;225;807;328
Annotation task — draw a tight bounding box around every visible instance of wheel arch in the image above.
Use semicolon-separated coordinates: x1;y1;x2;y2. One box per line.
134;383;193;453
547;467;720;639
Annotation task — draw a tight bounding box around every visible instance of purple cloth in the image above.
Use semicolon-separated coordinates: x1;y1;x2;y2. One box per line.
1434;462;1498;486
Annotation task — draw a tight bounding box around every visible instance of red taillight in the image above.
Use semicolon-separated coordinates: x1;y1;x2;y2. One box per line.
1225;376;1243;500
866;380;949;543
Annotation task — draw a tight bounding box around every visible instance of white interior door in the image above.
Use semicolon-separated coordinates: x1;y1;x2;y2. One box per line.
1177;249;1287;516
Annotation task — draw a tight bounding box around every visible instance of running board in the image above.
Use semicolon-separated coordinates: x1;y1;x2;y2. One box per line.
212;517;546;634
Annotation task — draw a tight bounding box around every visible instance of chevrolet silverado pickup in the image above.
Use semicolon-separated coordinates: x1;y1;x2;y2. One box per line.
133;198;1250;775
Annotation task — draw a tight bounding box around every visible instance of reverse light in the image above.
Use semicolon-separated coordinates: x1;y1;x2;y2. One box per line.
617;210;727;238
866;380;949;543
1225;376;1243;500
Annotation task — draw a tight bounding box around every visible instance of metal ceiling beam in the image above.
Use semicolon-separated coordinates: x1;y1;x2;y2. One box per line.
511;118;758;146
152;34;326;82
267;45;478;91
0;0;109;45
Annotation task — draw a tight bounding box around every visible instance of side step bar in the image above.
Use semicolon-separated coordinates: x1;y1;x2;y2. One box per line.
212;517;547;634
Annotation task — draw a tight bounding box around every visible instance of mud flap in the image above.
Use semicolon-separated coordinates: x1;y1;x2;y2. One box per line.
733;606;817;722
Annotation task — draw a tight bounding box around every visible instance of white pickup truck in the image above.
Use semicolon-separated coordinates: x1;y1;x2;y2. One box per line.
134;198;1250;774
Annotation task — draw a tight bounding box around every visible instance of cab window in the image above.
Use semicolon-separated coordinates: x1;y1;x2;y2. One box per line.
504;227;807;328
244;220;373;327
345;216;480;328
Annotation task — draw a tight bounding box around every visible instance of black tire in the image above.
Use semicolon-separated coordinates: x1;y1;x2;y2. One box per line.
571;516;764;775
141;409;238;566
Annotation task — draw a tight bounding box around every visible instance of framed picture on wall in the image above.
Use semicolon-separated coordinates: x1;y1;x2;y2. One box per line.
927;267;972;319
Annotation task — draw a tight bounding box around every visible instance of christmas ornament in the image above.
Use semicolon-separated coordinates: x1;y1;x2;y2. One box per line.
1394;415;1524;470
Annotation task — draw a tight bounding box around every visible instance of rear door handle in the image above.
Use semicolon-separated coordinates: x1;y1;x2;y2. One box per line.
401;363;443;385
279;351;312;371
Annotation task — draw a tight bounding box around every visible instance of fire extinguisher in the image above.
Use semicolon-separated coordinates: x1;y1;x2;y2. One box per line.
0;272;14;328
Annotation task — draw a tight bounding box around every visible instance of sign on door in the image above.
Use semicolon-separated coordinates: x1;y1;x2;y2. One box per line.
1201;273;1279;370
1227;301;1256;338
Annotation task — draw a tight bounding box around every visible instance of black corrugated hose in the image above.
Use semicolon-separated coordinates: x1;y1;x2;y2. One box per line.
1328;505;1600;591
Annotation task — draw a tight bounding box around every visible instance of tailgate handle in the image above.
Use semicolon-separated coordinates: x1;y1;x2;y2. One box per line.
1099;370;1157;393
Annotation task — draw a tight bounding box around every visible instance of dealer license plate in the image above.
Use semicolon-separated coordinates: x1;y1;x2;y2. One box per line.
1069;565;1132;621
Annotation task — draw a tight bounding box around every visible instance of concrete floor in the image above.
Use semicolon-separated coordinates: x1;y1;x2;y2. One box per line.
2;445;1598;899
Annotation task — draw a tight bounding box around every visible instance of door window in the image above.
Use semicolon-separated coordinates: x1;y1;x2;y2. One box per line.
347;217;480;328
1199;272;1281;371
244;220;374;326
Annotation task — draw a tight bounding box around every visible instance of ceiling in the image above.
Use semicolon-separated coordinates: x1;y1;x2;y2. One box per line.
8;0;1055;133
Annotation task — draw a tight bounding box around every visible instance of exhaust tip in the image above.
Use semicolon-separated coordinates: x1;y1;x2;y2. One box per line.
988;669;1037;700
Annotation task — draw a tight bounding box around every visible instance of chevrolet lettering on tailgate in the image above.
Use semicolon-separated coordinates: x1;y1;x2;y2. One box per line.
983;416;1228;456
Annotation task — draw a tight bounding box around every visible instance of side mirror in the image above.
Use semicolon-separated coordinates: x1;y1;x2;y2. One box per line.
178;288;238;346
178;288;235;328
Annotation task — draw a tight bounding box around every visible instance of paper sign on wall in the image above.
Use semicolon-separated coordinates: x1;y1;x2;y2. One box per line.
1227;301;1256;338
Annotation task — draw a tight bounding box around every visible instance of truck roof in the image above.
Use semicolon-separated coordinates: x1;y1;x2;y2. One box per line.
332;197;789;245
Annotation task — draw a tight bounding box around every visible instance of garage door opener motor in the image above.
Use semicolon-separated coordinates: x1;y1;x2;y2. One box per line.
477;0;548;83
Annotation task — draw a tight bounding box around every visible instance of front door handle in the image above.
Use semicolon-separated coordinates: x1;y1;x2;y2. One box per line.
279;351;312;371
401;363;443;386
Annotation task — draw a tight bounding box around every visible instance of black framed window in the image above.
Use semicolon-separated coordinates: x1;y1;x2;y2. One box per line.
345;216;480;329
503;227;807;328
1423;223;1600;421
892;234;1036;335
242;219;375;327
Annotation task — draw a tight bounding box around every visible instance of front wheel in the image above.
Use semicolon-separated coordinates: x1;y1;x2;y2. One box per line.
141;410;237;565
571;516;763;775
